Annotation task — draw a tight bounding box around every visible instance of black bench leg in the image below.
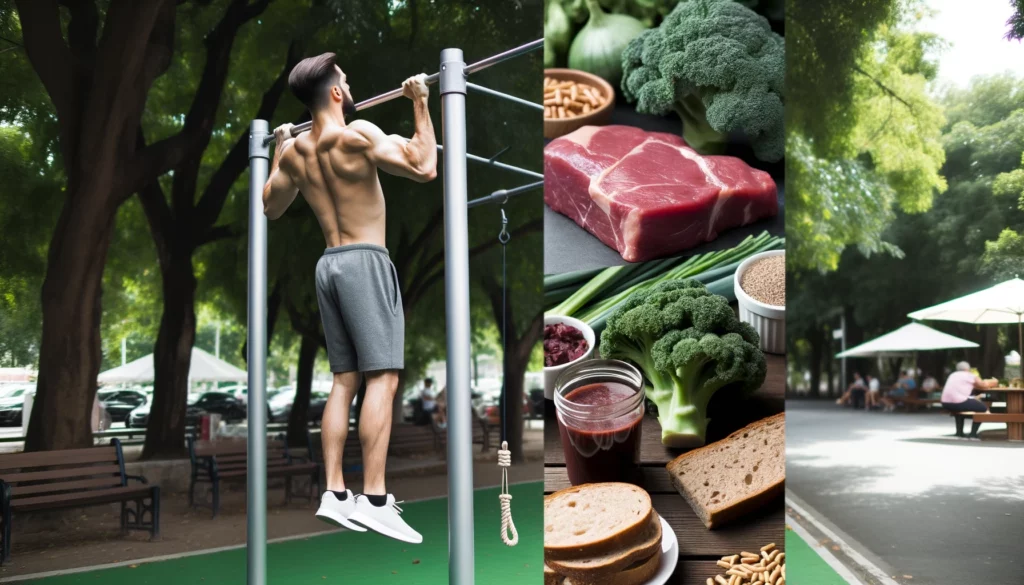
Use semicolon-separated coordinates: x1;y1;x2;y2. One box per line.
120;502;128;534
285;476;293;505
310;470;319;504
2;504;10;564
211;479;220;519
188;477;196;508
151;486;161;539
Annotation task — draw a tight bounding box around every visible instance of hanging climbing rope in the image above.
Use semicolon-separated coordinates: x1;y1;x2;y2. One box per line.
497;204;518;547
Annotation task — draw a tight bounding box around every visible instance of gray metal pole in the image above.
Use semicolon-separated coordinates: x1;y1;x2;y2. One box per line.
840;313;847;396
437;145;543;180
439;48;474;585
466;82;543;111
246;120;270;585
466;180;544;209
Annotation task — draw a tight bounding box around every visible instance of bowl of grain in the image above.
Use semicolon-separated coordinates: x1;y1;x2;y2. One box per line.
543;69;615;140
735;250;785;354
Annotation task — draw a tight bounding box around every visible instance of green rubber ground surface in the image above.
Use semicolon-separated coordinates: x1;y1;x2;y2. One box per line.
785;528;849;585
26;482;543;585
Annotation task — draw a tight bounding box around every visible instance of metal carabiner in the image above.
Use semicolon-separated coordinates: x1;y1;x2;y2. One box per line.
498;208;510;244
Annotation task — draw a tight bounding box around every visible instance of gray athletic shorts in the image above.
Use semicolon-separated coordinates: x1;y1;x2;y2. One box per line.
315;244;404;373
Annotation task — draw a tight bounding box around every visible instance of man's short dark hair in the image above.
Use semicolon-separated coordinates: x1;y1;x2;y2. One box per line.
424;377;434;386
288;52;341;111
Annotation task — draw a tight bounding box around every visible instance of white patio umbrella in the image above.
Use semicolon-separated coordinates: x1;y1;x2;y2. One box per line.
835;323;979;358
98;347;247;384
908;278;1024;366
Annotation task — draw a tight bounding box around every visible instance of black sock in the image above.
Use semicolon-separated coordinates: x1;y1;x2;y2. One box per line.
365;494;388;507
330;490;349;501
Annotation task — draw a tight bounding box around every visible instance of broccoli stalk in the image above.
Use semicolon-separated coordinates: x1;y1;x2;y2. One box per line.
673;93;727;156
600;281;766;448
620;0;785;162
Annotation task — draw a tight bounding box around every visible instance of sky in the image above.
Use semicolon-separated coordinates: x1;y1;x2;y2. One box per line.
919;0;1024;87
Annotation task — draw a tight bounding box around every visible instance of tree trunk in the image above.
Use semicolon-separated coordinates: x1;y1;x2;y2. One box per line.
824;331;835;397
142;251;197;459
287;333;318;447
808;326;823;398
25;204;117;451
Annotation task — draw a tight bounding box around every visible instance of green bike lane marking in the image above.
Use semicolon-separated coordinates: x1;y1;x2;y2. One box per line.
786;524;852;585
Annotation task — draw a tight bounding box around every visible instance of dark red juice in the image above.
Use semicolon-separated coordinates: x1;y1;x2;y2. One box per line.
556;381;643;485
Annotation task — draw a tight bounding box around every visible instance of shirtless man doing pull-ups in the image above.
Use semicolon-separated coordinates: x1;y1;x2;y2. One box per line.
263;53;436;544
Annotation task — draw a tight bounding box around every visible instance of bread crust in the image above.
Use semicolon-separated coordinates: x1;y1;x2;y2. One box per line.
665;413;785;529
562;548;663;585
547;512;662;579
544;483;654;560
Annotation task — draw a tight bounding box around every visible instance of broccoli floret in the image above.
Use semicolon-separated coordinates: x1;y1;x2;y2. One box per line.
600;280;766;448
621;0;785;162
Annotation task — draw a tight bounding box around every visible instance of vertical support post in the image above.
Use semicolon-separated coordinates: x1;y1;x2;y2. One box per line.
247;120;270;585
439;48;475;585
840;313;847;396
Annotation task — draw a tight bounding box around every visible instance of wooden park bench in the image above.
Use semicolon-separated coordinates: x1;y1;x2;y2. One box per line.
187;437;318;517
0;439;159;563
305;423;445;478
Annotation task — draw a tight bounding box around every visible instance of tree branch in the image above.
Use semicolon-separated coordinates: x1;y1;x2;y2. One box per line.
194;39;301;231
58;0;99;64
137;181;174;270
14;0;75;121
197;224;240;246
853;64;914;112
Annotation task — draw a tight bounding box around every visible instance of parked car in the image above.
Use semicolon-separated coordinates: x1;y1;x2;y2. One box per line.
126;398;205;428
190;391;247;422
97;389;147;423
0;385;33;426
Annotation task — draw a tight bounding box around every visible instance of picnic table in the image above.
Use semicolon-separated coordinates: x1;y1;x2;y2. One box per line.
981;388;1024;441
544;354;785;584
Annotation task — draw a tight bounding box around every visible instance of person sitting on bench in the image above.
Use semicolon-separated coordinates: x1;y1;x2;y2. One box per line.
941;361;998;439
881;370;915;412
865;374;881;410
837;372;867;408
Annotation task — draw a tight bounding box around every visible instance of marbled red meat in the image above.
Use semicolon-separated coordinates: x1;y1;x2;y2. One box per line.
544;125;778;262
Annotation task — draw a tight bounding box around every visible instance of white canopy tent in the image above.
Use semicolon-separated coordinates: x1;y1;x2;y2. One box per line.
835;323;979;358
98;347;246;384
908;278;1024;365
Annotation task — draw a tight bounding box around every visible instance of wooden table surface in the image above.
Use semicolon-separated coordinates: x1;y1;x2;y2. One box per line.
544;354;786;584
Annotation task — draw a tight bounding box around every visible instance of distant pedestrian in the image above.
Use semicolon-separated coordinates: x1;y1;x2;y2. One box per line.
865;374;881;409
941;361;998;438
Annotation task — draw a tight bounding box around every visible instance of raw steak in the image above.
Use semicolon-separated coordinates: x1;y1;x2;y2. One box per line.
545;125;778;262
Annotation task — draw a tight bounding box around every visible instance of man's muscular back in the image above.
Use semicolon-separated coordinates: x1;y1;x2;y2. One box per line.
263;73;437;246
278;121;389;247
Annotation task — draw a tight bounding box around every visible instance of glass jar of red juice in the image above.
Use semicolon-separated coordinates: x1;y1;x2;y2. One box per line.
554;359;645;486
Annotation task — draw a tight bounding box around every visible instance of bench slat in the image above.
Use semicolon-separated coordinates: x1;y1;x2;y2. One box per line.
194;441;286;457
0;446;118;471
11;485;152;512
972;413;1024;423
11;476;123;497
0;464;121;484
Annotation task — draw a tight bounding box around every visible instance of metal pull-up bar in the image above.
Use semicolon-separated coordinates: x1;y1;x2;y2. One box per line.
264;38;543;146
246;39;541;585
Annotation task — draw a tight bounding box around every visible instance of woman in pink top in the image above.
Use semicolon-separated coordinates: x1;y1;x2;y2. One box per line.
941;361;998;438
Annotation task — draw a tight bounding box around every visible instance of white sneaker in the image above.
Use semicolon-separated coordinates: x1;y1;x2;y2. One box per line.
315;490;366;532
347;494;423;544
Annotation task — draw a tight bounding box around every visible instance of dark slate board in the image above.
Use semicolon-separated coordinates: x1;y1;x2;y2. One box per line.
543;104;785;275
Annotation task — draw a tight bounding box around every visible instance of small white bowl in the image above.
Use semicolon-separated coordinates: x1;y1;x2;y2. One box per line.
734;250;785;355
543;315;596;400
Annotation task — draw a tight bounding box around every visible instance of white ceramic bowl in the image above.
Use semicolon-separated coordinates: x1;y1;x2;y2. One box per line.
543;315;596;400
734;250;785;355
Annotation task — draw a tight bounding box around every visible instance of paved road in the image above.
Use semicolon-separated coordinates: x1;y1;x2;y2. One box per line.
787;401;1024;585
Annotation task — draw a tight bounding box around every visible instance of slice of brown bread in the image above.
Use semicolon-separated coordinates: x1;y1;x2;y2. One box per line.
562;549;662;585
665;413;785;529
547;512;662;579
544;483;653;561
544;564;562;585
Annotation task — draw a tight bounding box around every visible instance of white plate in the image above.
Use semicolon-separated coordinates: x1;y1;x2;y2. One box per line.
644;515;679;585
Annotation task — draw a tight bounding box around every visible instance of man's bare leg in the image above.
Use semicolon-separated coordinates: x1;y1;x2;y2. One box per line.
359;370;399;496
322;371;361;492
